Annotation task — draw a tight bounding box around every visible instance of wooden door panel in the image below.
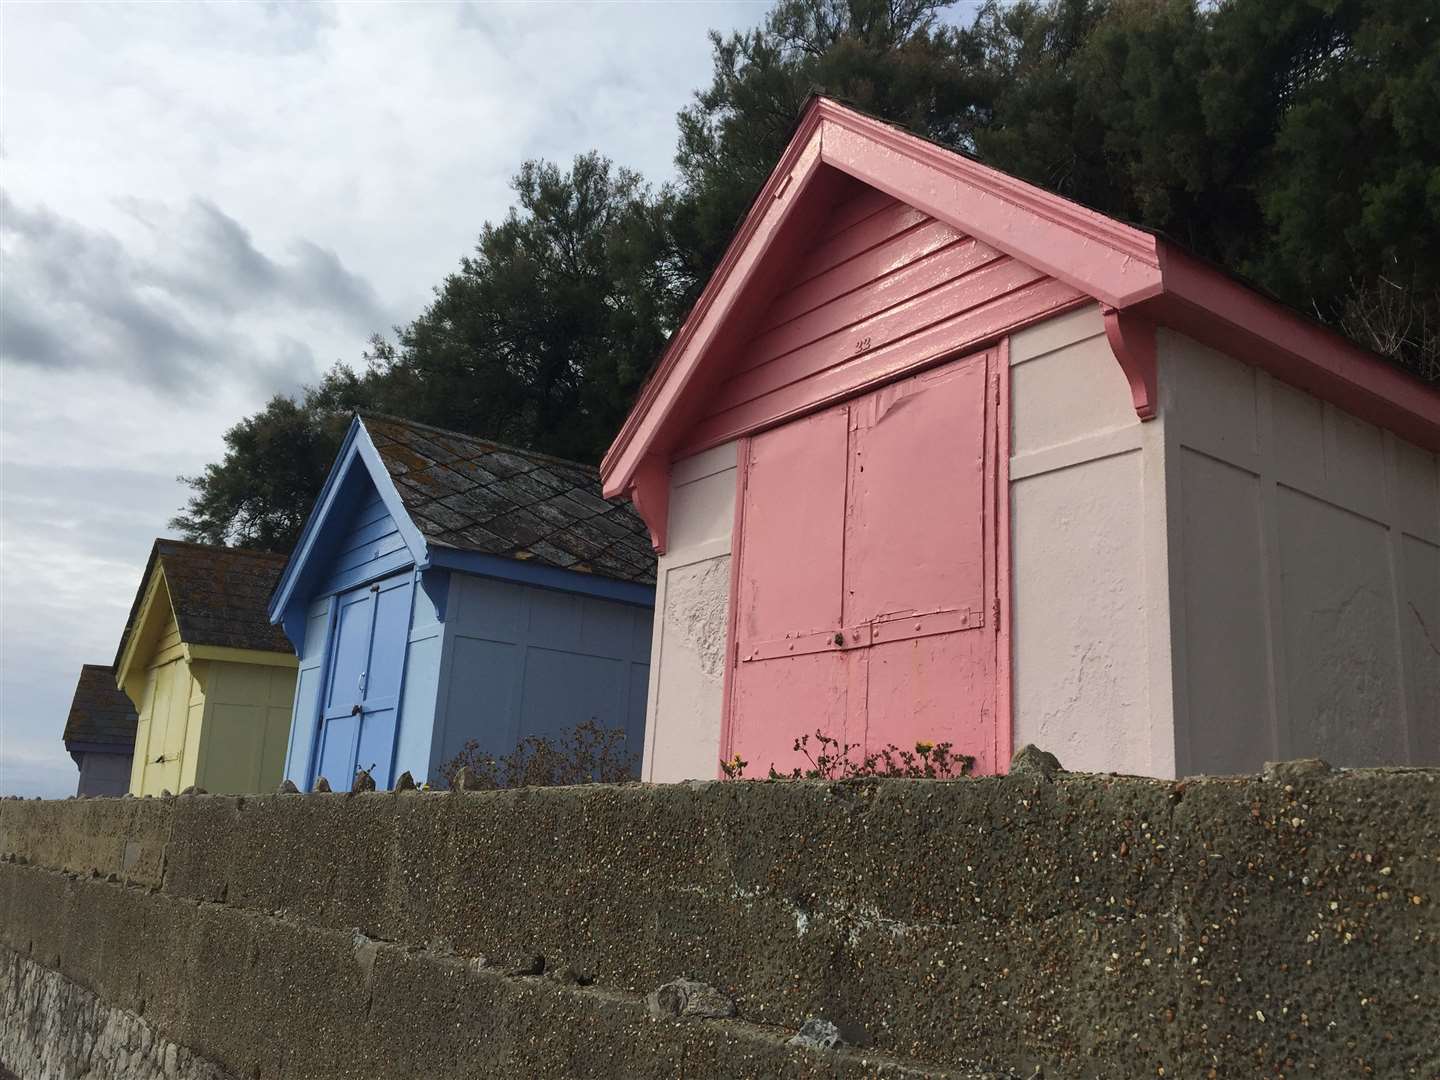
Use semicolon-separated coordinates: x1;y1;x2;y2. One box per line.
355;573;412;784
324;589;373;720
138;668;168;795
844;356;987;625
736;406;849;647
317;714;360;788
729;651;849;777
362;575;411;709
314;571;413;787
864;632;996;774
142;661;185;795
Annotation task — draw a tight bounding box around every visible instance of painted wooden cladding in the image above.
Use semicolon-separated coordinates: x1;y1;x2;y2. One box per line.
316;489;410;599
431;574;652;778
642;443;739;782
313;571;414;788
725;348;1003;777
1162;332;1440;772
74;751;132;797
678;187;1081;457
283;595;334;789
130;653;192;796
195;662;295;793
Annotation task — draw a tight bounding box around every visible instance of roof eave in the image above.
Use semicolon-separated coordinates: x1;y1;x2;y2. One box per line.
1147;241;1440;452
113;558;173;697
601;101;830;499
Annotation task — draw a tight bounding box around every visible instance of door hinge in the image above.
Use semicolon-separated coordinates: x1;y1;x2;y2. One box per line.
992;597;1001;630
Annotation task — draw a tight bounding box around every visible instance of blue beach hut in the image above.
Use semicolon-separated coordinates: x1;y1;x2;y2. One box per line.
269;414;656;790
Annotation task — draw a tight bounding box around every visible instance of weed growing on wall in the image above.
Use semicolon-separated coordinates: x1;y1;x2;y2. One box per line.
721;730;972;781
439;719;637;789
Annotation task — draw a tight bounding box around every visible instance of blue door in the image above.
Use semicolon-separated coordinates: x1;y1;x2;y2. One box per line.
314;571;413;789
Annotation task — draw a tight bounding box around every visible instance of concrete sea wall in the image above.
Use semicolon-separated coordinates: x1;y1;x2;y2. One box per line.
1;761;1437;1078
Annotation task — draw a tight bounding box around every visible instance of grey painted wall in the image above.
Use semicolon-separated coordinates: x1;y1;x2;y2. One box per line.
429;575;652;780
72;751;132;797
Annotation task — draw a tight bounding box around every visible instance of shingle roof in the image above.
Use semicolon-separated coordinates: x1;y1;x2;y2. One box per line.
361;414;656;585
62;664;137;750
115;540;293;668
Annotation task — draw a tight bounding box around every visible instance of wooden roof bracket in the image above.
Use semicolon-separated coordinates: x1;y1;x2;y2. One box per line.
630;453;671;555
1102;305;1159;421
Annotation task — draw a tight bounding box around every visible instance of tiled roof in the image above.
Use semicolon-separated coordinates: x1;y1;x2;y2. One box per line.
361;414;656;585
62;664;137;750
116;540;293;667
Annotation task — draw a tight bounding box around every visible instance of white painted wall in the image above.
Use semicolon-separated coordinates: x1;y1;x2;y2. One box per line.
1008;305;1177;776
1161;332;1440;773
643;441;738;782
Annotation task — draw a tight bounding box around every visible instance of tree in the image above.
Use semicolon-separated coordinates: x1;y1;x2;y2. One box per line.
971;1;1231;252
1232;0;1440;381
374;153;680;461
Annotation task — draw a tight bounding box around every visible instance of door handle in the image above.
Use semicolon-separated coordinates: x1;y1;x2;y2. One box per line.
351;704;363;716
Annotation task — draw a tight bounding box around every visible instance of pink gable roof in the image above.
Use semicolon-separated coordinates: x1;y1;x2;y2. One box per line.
601;96;1440;551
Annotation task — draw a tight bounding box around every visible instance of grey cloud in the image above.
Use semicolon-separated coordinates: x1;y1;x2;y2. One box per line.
0;462;181;567
187;200;284;297
287;239;387;330
0;190;386;396
149;201;383;332
0;302;67;369
1;194;210;387
248;335;322;401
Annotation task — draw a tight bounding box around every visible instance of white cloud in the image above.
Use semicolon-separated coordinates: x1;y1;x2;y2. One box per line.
0;0;766;796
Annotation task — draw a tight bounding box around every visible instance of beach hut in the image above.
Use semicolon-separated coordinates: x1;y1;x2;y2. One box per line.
269;414;655;791
600;96;1440;783
115;540;296;795
62;664;137;796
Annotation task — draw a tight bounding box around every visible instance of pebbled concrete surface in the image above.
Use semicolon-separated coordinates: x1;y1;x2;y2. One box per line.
1;763;1437;1078
0;868;1006;1079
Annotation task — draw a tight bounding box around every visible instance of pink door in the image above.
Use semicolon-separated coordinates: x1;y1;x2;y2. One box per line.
725;348;1004;775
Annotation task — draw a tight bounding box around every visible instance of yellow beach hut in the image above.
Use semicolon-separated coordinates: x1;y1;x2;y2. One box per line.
115;540;297;796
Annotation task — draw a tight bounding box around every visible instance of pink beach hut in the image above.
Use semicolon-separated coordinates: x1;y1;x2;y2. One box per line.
600;96;1440;783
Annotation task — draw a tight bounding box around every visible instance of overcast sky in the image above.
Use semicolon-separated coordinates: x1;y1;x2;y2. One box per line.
0;0;787;797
